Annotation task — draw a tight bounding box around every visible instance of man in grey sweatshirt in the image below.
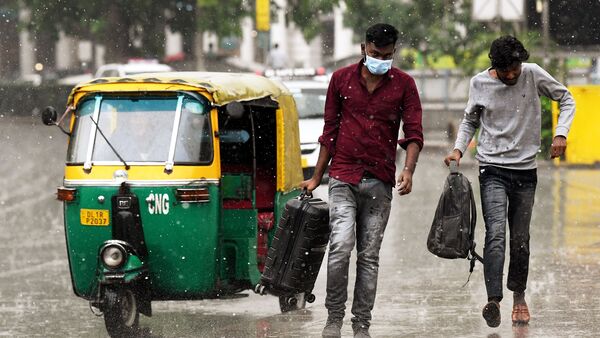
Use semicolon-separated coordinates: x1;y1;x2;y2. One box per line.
444;35;575;328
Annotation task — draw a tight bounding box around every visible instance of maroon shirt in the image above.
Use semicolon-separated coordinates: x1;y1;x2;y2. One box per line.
318;61;423;185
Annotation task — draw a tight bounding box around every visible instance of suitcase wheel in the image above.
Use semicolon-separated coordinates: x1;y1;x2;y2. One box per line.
254;284;267;295
279;293;307;313
284;296;297;306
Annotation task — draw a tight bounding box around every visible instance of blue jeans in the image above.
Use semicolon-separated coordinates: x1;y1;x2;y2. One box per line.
479;166;537;301
325;177;392;329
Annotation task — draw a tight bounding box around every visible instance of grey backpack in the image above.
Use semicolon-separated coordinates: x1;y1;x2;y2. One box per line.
427;161;483;271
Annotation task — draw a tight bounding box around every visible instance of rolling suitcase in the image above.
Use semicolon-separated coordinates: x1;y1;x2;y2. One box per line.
256;191;330;306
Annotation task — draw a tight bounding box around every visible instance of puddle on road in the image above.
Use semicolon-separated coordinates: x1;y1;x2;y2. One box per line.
552;169;600;264
1;116;600;337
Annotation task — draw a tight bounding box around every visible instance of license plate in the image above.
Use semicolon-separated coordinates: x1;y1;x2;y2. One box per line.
301;157;308;168
80;209;110;226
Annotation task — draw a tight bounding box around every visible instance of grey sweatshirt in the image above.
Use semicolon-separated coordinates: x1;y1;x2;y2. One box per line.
454;63;575;169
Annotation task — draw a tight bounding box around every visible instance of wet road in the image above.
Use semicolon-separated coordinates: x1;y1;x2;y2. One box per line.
1;115;600;337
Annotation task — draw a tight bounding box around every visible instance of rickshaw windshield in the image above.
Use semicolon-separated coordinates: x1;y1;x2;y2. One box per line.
67;93;212;165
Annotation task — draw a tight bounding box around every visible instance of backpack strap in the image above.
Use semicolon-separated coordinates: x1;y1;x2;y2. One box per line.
463;179;484;288
468;184;484;264
449;160;459;174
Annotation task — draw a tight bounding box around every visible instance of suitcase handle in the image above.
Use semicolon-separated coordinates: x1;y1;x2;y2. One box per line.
299;188;313;199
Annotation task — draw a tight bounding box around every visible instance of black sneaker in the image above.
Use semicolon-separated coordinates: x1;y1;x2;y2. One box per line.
482;301;501;328
322;319;342;338
353;327;371;338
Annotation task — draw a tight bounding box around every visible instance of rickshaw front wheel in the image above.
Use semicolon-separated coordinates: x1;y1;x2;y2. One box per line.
279;293;306;313
103;287;140;337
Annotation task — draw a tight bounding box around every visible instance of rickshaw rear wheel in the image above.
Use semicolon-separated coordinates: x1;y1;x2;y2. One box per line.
103;287;140;337
279;293;306;313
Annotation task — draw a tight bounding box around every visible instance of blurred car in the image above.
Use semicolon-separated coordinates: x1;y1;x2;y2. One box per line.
591;59;600;84
58;73;93;86
282;78;329;180
59;60;174;86
22;73;43;86
95;60;173;78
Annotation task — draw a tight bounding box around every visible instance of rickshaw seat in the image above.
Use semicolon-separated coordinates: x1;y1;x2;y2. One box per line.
221;164;252;209
221;164;275;210
222;199;253;209
221;163;250;173
255;166;275;210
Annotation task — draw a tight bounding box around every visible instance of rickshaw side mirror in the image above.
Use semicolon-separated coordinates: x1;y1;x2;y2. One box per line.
41;106;58;126
42;106;71;136
225;101;245;119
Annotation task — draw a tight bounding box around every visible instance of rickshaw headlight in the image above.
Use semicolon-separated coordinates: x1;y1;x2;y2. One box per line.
113;170;128;182
101;244;126;270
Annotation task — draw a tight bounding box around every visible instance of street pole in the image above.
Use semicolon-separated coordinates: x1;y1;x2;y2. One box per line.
255;0;270;67
495;0;502;32
542;0;550;68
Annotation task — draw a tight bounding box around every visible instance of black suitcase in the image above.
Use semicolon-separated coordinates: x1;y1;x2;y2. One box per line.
257;193;330;303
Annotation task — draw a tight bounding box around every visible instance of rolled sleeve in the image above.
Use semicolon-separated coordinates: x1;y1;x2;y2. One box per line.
398;78;424;150
534;63;575;138
318;73;342;156
454;107;481;155
318;134;336;156
454;78;482;155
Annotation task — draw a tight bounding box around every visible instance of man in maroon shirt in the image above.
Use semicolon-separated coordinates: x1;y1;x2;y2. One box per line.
300;23;423;338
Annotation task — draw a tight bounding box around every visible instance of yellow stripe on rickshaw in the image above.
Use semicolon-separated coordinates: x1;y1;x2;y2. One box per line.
65;165;221;181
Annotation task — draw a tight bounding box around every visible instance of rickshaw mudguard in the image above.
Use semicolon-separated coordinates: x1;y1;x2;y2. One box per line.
63;183;221;299
96;254;152;317
98;254;146;284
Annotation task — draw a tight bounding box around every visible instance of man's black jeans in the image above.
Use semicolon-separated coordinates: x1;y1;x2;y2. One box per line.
479;165;537;301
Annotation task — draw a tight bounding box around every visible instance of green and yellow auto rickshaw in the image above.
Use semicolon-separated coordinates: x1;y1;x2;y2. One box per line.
42;72;306;336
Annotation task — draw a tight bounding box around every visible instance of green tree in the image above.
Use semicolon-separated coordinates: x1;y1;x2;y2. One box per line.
286;0;340;41
283;0;499;74
167;0;248;69
196;0;247;37
22;0;169;66
21;0;249;71
341;0;500;74
0;1;20;76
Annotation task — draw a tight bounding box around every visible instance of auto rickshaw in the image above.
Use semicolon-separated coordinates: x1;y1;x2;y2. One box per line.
42;72;306;336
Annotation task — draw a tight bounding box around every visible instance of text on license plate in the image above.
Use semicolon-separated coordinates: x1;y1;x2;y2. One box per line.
80;209;110;226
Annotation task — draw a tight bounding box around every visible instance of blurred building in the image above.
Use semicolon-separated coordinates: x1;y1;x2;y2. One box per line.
5;1;359;83
10;0;600;82
0;7;20;79
243;0;358;70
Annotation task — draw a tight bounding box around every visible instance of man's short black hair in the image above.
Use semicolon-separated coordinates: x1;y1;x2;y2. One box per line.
488;35;530;70
365;23;399;48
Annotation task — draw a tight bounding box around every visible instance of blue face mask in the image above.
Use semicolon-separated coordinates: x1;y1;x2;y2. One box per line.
363;55;393;75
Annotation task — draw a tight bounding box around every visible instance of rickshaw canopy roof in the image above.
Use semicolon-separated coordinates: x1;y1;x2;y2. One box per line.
67;72;290;107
